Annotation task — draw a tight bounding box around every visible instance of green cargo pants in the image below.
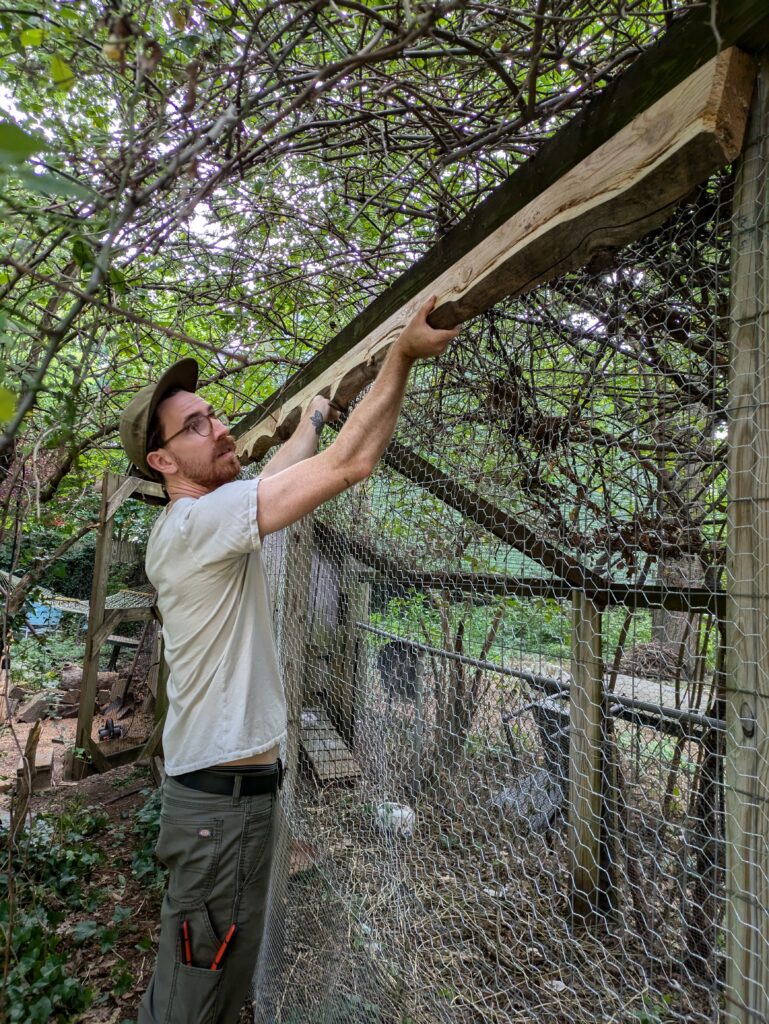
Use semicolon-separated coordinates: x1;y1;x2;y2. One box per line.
138;774;279;1024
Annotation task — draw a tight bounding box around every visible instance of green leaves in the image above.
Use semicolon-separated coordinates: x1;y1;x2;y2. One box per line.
50;54;75;92
19;27;46;47
0;121;45;165
0;118;93;199
0;385;17;422
71;236;96;270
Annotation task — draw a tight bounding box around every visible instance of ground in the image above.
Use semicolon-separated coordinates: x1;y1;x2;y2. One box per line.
2;723;257;1023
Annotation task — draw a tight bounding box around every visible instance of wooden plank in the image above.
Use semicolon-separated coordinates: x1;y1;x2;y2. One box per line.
569;592;612;926
91;607;153;652
136;717;165;762
258;518;314;1011
72;471;118;772
235;45;757;464
315;520;725;613
300;707;360;783
327;556;369;745
96;472;166;506
105;475;143;520
724;53;769;1024
382;439;608;591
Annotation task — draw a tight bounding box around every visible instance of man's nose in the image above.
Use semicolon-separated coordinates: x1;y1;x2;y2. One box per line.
211;416;229;438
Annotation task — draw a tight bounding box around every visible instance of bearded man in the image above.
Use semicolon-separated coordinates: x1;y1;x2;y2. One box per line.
118;297;458;1024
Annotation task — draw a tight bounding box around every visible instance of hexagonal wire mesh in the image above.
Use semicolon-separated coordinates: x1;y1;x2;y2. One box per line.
248;148;768;1024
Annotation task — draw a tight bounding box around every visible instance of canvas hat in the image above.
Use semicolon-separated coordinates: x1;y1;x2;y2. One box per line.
119;358;199;479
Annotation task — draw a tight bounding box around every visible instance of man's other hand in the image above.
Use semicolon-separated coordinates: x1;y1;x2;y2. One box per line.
394;295;460;361
309;395;342;426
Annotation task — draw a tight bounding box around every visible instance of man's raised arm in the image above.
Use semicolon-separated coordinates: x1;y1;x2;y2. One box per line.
256;295;459;537
259;398;339;478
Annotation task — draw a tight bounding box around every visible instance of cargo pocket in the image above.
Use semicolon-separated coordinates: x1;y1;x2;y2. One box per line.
156;815;223;906
163;960;225;1024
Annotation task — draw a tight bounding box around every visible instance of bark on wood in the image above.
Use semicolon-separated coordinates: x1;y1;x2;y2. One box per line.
569;593;614;926
724;53;769;1024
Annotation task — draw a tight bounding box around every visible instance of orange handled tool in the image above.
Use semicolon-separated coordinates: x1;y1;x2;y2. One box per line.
210;923;237;971
180;920;192;967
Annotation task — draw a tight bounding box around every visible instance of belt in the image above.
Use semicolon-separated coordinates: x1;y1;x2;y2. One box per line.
174;760;283;796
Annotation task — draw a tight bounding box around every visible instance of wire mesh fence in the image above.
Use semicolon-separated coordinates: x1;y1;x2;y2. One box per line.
240;74;769;1024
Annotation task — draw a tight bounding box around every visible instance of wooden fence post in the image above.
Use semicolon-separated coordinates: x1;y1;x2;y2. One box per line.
569;591;613;925
70;471;119;776
254;516;313;1024
328;557;369;746
725;53;769;1024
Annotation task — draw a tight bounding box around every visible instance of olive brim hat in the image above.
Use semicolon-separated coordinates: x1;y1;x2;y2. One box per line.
119;358;199;479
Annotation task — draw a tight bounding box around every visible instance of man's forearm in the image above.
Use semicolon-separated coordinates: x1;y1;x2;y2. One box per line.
261;405;326;478
328;342;415;480
254;298;458;538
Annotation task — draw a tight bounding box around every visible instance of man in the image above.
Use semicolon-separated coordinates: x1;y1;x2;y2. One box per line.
119;296;458;1024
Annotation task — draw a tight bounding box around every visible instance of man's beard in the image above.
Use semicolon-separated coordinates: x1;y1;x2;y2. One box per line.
174;446;241;488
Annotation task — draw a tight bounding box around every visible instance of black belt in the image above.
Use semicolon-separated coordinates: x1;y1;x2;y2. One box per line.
174;760;283;796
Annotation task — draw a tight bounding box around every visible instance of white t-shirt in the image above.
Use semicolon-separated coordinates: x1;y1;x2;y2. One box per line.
145;478;286;775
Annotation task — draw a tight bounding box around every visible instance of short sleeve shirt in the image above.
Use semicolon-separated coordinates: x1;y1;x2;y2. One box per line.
145;478;286;775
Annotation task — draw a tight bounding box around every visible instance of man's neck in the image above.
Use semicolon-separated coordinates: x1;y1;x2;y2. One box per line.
164;478;218;503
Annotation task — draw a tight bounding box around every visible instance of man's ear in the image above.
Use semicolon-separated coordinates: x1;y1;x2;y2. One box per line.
146;448;178;478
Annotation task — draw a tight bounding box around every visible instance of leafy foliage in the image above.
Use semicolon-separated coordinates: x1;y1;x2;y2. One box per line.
0;802;109;1021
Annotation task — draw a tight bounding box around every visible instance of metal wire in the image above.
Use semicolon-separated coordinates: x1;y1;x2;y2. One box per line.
249;166;760;1023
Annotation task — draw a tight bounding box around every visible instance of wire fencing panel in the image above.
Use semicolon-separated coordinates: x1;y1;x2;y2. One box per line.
249;157;767;1023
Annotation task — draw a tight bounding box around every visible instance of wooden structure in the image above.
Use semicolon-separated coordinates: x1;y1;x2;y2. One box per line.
300;706;361;785
725;53;769;1024
67;471;167;779
235;6;768;462
227;3;769;1014
569;594;613;925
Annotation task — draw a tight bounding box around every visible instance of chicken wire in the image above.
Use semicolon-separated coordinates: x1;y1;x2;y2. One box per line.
242;142;769;1023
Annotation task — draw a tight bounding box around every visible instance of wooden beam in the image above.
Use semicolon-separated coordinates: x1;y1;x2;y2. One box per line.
362;568;724;615
569;592;613;926
96;472;166;507
314;519;725;614
72;471;119;773
235;36;758;463
381;439;609;592
326;556;369;746
257;517;314;1014
724;53;769;1024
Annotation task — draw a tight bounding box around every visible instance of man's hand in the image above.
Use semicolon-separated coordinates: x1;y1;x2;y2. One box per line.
394;295;460;361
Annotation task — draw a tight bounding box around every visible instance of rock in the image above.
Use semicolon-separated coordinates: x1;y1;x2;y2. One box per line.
60;664;82;690
60;689;80;705
60;667;119;691
16;694;56;724
8;685;26;701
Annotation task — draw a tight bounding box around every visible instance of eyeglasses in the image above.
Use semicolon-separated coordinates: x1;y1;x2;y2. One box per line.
162;410;230;446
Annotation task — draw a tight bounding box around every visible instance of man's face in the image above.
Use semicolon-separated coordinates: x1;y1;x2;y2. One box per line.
155;390;240;489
